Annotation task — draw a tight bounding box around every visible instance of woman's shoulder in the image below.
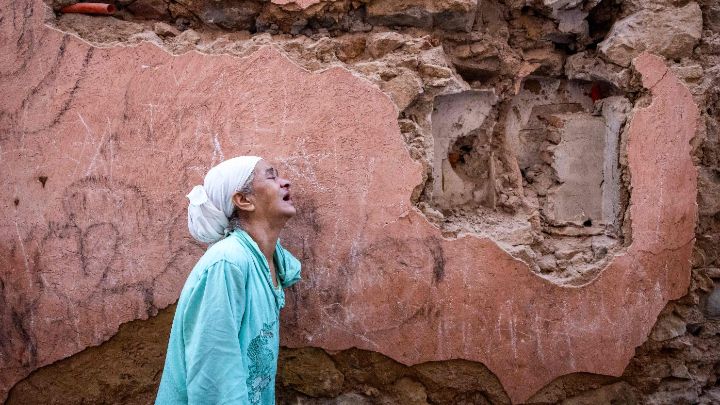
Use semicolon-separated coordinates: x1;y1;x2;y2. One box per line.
195;236;254;273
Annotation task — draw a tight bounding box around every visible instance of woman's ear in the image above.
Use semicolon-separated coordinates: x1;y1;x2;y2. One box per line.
232;192;256;213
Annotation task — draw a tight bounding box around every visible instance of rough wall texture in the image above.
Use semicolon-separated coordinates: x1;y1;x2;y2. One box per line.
1;0;719;403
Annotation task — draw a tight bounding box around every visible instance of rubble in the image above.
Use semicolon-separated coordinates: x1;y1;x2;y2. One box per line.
565;51;631;89
599;2;703;67
365;0;477;31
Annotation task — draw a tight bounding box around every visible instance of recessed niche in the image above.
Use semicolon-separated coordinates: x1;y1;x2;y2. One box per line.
425;80;631;283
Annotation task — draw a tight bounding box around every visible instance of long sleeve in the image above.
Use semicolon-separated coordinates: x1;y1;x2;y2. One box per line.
182;260;248;404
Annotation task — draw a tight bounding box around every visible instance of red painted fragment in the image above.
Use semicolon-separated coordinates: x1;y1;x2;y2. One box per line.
61;3;116;15
590;82;603;102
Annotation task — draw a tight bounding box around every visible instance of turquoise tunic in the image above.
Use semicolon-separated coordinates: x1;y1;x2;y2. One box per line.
156;230;301;405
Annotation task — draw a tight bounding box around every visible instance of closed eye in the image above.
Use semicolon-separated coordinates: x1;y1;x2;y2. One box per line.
265;167;278;180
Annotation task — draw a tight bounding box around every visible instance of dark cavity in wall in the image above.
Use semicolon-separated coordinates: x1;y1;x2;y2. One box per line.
586;0;625;47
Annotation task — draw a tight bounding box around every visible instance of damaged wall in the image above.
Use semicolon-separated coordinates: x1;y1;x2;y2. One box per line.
1;0;719;403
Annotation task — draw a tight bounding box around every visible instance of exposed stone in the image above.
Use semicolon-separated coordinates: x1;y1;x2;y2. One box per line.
256;5;309;34
599;96;632;230
431;90;498;208
366;0;477;31
526;373;617;403
366;31;406;58
278;348;345;397
167;3;193;24
545;113;607;226
698;168;720;216
126;0;171;20
539;0;600;42
523;47;565;76
705;282;720;319
650;313;687;341
644;384;700;404
703;268;720;279
175;28;200;45
475;0;509;39
127;30;164;47
418;46;452;70
553;6;589;39
506;79;594;170
705;1;720;33
380;69;423;111
446;36;521;84
332;349;409;388
392;377;429;405
175;0;262;30
671;63;704;83
270;0;323;8
560;382;639;405
413;360;510;404
167;28;201;53
599;2;703;67
55;13;145;43
669;361;692;379
418;46;454;79
700;388;720;404
565;51;631;89
537;255;558;272
334;34;367;62
153;22;180;37
367;1;432;29
331;392;374;404
419;64;453;80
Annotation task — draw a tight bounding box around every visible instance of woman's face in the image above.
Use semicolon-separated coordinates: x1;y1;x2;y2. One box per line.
245;159;296;222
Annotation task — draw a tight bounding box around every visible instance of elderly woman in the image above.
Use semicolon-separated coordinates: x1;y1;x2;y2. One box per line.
156;156;301;405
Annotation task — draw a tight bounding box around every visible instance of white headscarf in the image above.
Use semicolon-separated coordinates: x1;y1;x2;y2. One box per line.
186;156;262;244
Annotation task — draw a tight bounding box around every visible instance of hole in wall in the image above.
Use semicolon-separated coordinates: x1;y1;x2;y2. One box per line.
454;65;498;85
446;131;498;209
421;79;632;284
586;0;624;46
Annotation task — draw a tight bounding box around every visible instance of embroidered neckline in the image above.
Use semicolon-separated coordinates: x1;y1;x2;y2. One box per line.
231;230;286;310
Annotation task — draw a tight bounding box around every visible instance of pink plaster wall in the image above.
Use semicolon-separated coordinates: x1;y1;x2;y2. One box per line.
0;0;698;403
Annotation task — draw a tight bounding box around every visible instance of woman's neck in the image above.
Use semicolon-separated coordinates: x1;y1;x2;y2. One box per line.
241;219;283;264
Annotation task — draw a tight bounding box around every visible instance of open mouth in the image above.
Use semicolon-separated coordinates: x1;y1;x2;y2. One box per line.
283;193;291;202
